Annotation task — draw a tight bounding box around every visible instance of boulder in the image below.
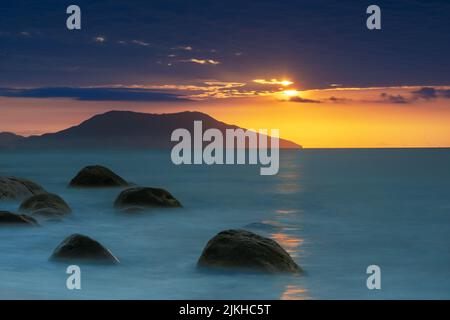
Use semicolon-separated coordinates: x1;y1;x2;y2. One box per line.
197;229;302;273
69;165;128;187
19;193;71;217
50;234;119;264
0;211;38;226
114;187;182;209
0;176;46;201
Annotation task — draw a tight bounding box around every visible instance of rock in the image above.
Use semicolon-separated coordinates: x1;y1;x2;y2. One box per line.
50;234;119;264
69;165;128;187
19;193;71;217
114;187;182;209
0;176;46;201
197;229;301;273
0;211;38;226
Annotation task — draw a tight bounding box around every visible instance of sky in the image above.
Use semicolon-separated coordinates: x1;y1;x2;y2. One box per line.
0;0;449;147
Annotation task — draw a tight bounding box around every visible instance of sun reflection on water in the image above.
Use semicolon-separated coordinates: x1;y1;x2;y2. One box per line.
275;209;299;215
270;233;303;257
280;284;309;300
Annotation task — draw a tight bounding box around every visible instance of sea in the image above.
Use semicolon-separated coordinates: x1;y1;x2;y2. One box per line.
0;148;449;299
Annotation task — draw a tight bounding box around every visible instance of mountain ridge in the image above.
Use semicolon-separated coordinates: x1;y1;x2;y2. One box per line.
1;110;301;149
0;132;25;147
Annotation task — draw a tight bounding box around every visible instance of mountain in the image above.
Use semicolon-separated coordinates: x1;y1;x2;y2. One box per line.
7;111;301;149
0;132;25;147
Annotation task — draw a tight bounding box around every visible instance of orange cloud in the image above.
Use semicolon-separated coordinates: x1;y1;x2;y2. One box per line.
253;79;293;86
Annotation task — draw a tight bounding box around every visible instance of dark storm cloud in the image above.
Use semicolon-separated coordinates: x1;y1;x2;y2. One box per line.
0;87;188;102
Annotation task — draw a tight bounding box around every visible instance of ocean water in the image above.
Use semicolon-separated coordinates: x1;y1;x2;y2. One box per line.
0;149;449;299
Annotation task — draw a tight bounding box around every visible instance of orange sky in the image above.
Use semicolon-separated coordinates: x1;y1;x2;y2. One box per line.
209;99;450;148
1;86;450;148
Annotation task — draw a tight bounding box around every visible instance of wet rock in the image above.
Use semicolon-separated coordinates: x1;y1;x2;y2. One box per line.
197;229;301;273
19;193;71;217
0;177;46;201
69;165;128;187
114;187;182;209
0;211;38;226
50;234;119;264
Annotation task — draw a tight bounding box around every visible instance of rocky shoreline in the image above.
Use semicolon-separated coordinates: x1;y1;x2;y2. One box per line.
0;165;301;273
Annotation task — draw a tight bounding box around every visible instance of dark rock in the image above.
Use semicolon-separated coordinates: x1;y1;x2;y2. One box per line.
50;234;119;264
197;229;301;273
0;211;38;226
0;176;46;201
114;187;182;209
69;165;128;187
19;193;71;217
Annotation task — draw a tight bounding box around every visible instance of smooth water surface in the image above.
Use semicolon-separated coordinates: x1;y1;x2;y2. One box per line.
0;149;449;299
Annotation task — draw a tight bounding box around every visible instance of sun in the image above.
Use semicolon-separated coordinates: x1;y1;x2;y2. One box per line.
283;89;299;97
280;80;294;86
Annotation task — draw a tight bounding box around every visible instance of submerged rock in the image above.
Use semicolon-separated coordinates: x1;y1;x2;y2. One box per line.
69;165;128;187
197;229;301;273
0;176;46;201
50;234;119;264
114;187;182;209
19;193;71;217
0;211;38;226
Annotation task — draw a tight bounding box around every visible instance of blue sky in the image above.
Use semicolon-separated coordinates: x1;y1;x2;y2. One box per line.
1;0;449;90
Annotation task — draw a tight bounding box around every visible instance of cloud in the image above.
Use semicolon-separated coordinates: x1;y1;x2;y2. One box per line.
172;46;193;51
412;87;438;100
253;79;293;86
5;83;447;105
289;96;321;103
94;36;106;43
328;96;351;103
125;81;264;99
410;87;450;101
311;86;450;105
411;87;438;100
184;58;220;65
131;40;150;47
379;93;409;104
0;87;188;102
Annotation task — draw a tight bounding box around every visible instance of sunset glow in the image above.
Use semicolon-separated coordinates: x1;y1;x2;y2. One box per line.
1;2;449;149
253;79;294;86
283;90;299;97
2;84;450;148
